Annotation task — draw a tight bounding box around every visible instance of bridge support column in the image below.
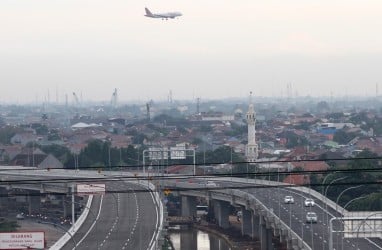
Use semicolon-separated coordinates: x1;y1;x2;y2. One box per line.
266;228;274;250
209;234;220;249
180;227;197;250
241;208;252;237
0;188;8;216
63;196;73;218
260;216;267;250
181;196;197;218
252;213;260;239
28;192;40;215
213;200;230;229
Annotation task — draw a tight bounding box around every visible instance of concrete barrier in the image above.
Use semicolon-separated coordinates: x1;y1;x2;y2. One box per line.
49;195;93;250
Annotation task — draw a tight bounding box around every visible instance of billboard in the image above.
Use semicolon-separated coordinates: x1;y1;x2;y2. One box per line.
170;146;186;160
77;183;106;195
148;147;168;160
0;232;45;249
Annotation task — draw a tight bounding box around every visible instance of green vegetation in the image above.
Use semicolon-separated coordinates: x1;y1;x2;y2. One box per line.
0;126;22;144
0;218;19;232
78;140;140;169
320;150;382;211
333;129;356;144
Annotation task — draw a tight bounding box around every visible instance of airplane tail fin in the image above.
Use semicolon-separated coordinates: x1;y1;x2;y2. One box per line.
145;7;153;16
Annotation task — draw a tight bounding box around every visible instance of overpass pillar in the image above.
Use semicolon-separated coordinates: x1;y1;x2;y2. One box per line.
260;216;267;250
209;234;220;249
0;188;8;216
266;228;274;250
62;196;73;218
181;196;197;218
252;213;260;239
28;192;41;215
241;208;252;237
180;227;197;250
213;200;230;229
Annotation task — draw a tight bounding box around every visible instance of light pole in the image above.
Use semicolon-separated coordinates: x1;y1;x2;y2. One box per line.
321;171;337;250
355;212;382;250
335;185;364;214
324;176;348;228
321;171;339;198
342;196;367;215
341;195;368;250
108;145;111;171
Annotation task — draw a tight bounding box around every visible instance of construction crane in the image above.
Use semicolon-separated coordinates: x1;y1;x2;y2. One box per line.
110;88;118;108
72;92;80;106
146;102;151;121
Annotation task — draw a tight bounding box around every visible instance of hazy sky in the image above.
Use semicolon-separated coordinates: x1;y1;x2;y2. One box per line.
1;0;382;104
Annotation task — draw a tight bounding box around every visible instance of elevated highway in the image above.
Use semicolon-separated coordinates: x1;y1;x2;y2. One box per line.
163;177;382;250
0;167;164;250
1;167;380;250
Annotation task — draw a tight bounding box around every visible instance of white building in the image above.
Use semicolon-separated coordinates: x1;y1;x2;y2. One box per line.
246;92;258;162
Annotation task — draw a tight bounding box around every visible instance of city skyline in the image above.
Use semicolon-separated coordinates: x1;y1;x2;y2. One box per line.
1;0;381;103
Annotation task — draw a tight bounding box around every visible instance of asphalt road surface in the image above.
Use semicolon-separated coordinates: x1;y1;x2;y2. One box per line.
217;180;382;250
62;180;159;250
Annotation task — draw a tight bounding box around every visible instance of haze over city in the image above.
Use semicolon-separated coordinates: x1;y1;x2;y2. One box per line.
1;0;381;103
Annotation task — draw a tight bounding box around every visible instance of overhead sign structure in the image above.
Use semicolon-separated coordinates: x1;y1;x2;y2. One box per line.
77;183;106;195
170;146;186;160
343;212;382;238
0;232;45;249
148;147;169;161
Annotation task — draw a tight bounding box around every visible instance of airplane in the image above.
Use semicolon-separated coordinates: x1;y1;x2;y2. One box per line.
144;7;182;20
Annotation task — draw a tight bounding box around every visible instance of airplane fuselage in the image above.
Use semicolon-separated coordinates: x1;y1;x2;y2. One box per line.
145;8;182;20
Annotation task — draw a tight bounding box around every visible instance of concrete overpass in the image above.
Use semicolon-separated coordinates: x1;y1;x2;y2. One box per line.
0;167;165;250
1;167;381;250
163;177;382;250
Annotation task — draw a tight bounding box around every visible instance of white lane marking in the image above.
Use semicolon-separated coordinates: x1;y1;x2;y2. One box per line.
364;238;382;249
73;195;104;249
147;188;160;250
122;187;140;247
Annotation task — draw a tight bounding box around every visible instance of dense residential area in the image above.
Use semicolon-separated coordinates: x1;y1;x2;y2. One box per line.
0;97;381;211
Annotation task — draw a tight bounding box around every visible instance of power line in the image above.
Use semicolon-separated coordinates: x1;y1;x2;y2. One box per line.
1;166;382;185
0;180;379;197
1;155;381;172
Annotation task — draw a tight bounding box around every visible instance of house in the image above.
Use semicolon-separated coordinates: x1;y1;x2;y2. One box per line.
10;133;39;146
10;148;64;169
283;174;310;185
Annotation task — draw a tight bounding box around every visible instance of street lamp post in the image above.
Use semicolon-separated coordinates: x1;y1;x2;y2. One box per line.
324;177;348;228
335;185;364;215
340;195;368;250
334;185;363;249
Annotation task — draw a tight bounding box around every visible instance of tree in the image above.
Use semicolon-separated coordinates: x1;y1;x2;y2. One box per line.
40;144;73;168
325;150;381;209
333;129;356;144
0;126;22;145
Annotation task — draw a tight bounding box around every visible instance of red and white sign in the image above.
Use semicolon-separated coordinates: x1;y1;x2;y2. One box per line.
0;231;44;249
77;183;106;195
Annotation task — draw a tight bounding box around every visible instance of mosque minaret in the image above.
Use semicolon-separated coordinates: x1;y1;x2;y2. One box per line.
246;92;258;162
